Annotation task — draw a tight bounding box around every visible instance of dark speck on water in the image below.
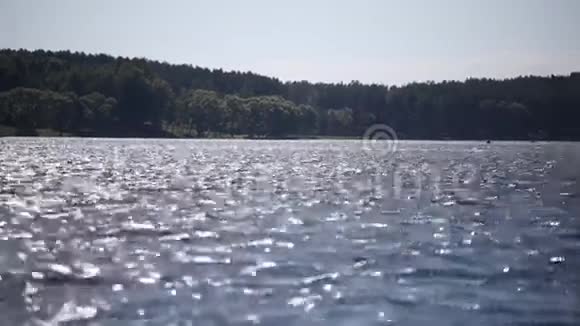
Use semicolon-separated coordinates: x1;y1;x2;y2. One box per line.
1;138;579;325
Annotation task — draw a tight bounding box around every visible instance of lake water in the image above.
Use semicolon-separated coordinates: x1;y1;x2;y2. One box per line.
0;138;579;325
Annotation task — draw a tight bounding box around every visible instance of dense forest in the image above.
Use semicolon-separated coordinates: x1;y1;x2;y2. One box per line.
1;48;579;139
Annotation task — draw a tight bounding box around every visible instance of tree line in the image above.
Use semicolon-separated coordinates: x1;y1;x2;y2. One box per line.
1;48;579;139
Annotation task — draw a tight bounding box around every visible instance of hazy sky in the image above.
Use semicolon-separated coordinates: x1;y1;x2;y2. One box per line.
1;0;579;85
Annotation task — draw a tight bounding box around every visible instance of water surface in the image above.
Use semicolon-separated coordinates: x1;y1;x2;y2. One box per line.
1;138;579;325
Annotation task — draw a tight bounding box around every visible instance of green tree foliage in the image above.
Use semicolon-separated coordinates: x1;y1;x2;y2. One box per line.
1;49;579;139
78;92;117;129
323;108;354;136
0;88;76;132
113;63;173;130
177;89;227;136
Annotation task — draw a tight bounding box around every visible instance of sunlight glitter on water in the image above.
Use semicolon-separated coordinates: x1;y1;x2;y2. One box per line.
0;138;579;325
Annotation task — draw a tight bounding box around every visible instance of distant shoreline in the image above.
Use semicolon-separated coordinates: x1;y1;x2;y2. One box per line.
2;49;580;143
2;126;574;142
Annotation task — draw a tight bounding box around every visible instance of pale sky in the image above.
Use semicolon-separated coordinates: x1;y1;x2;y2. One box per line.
1;0;579;85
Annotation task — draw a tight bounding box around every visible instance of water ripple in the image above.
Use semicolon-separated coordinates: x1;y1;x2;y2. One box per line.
0;138;579;325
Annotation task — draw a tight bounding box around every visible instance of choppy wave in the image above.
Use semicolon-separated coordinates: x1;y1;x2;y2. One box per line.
0;138;579;325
